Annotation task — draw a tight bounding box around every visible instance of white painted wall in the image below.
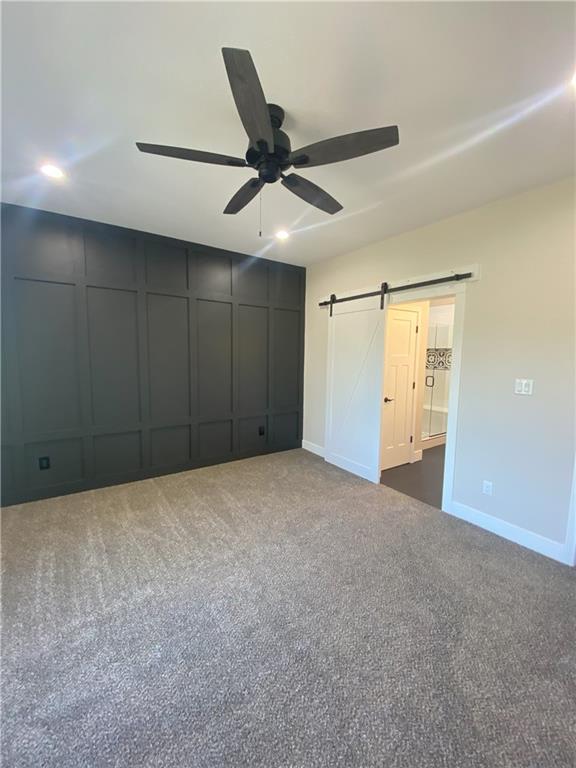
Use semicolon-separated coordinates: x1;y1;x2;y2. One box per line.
303;178;575;556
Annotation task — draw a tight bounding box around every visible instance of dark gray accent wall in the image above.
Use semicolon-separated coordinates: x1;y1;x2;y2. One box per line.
1;204;305;505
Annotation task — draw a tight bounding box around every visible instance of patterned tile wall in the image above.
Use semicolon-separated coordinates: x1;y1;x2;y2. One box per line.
426;348;452;370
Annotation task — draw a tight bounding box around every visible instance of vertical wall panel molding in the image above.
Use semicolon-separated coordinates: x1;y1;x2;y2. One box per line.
86;286;141;427
147;293;190;425
237;304;269;415
1;205;305;504
197;299;233;420
15;279;82;434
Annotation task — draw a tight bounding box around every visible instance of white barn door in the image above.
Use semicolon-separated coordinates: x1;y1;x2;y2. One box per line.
324;294;386;482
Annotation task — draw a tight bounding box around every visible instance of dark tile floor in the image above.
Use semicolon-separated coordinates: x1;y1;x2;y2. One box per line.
380;444;445;508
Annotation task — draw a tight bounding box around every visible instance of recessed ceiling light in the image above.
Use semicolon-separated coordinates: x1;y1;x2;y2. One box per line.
275;230;289;241
40;163;65;179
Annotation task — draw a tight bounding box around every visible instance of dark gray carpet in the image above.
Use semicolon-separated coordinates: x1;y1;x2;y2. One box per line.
381;444;446;508
2;449;575;767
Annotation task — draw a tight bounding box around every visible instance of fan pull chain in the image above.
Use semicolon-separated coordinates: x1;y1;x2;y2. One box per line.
258;189;262;238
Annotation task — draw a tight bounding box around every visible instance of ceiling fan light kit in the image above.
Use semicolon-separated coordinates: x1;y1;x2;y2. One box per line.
137;48;400;216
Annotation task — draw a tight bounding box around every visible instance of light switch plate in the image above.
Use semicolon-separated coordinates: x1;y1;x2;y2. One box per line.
514;378;533;395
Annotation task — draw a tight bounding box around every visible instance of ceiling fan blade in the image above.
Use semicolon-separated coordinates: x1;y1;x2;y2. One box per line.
281;173;343;215
136;143;246;167
222;48;274;154
290;125;399;168
223;177;265;214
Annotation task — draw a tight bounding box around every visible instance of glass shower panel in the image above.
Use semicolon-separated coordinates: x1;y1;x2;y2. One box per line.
422;322;436;439
421;304;454;440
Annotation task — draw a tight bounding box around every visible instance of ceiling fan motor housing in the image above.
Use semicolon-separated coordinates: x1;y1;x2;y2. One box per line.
246;104;291;183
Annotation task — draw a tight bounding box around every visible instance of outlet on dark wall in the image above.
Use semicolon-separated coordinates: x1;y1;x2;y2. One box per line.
1;204;306;505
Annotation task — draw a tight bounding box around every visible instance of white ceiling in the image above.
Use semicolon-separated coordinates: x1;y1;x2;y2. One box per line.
2;2;574;266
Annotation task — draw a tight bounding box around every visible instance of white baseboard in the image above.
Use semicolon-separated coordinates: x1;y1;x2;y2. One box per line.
302;442;379;482
302;440;325;458
567;460;576;566
445;500;573;566
420;434;446;450
300;441;574;566
325;453;380;483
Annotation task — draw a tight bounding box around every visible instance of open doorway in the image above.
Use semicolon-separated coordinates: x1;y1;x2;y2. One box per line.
322;268;470;490
380;295;456;508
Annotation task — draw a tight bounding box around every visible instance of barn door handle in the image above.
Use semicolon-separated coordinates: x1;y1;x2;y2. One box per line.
384;397;394;403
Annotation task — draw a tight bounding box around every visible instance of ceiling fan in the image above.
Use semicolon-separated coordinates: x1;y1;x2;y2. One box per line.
136;48;399;216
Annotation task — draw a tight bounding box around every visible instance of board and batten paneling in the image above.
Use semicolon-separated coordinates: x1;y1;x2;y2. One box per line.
1;204;305;505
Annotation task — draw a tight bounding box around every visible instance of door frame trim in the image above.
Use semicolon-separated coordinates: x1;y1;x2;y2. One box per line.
386;278;468;513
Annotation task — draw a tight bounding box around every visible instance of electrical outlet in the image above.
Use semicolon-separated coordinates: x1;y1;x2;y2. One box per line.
482;480;493;496
514;378;534;395
258;425;265;436
38;456;50;470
